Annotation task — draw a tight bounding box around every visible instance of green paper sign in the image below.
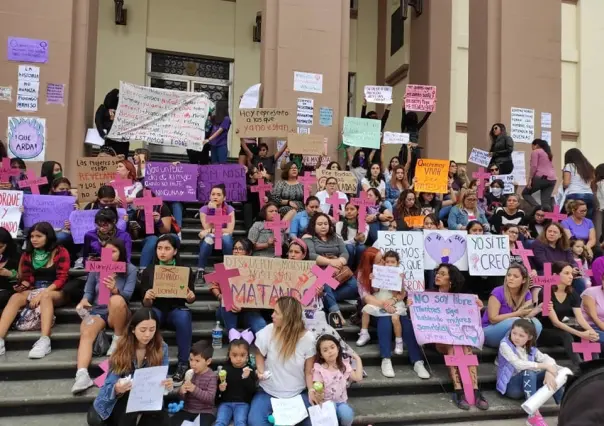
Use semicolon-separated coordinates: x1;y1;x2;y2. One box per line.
343;117;381;149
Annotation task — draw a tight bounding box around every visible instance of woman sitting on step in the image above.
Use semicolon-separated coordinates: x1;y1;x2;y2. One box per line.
71;238;137;394
140;234;195;386
0;228;21;311
248;202;287;258
0;222;70;359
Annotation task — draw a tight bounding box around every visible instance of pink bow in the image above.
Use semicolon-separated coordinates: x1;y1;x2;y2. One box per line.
228;328;255;344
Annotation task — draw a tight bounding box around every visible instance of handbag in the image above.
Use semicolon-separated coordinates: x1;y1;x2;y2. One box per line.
92;330;111;357
13;289;56;331
324;254;353;284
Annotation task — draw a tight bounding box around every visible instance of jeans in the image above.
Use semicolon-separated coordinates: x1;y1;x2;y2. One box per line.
439;205;453;222
565;193;595;219
169;202;184;228
504;370;563;404
367;222;380;245
215;402;249;426
484;317;543;348
345;243;366;270
335;402;355;426
248;390;311;426
323;277;359;313
211;144;228;164
152;307;192;364
383;200;394;212
140;235;159;268
376;315;422;363
198;235;234;269
218;307;267;334
573;277;587;295
589;324;604;347
56;231;77;263
538;327;582;365
522;178;556;210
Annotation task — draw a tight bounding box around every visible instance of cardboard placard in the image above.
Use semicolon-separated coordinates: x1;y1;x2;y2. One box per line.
342;117;381;149
315;169;358;194
287;134;325;156
371;265;402;291
423;230;469;271
405;84;437;112
153;265;190;298
383;132;410;145
468;148;490;168
77;157;120;201
364;85;393;104
376;231;425;291
404;216;425;228
468;235;510;276
236;108;295;138
197;164;247;202
414;159;449;194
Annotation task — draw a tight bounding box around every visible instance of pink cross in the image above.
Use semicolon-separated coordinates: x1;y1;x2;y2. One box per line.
133;190;163;234
299;172;317;202
533;263;557;316
264;215;290;257
444;345;479;406
512;241;534;273
472;167;491;199
94;359;110;387
0;158;21;183
572;338;601;362
110;173;133;205
85;247;127;305
205;263;240;311
18;170;48;195
351;191;376;234
544;205;567;223
250;178;273;208
326;192;347;222
301;265;340;305
205;207;232;250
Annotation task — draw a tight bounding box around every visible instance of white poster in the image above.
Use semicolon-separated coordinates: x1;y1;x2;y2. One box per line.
541;112;552;129
297;98;314;126
511;151;527;186
423;230;469;271
0;86;12;102
541;130;551;145
468;148;491;168
271;396;309;425
16;95;38;112
468;234;510;276
108;81;212;149
293;71;323;94
364;85;393;104
376;231;425;291
490;174;515;195
0;190;24;238
510;107;535;143
17;65;40;82
383;132;409;145
239;83;261;109
125;366;169;413
372;265;403;291
308;402;339;426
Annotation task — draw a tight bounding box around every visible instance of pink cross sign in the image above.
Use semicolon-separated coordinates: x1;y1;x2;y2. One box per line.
18;170;48;195
544;205;567;223
444;345;479;406
205;263;240;311
250;178;273;208
301;265;340;305
472;167;491;199
264;216;290;257
206;208;232;250
299;172;317;203
351;191;376;234
326;192;347;222
533;263;557;316
110;173;133;204
572;338;601;362
85;247;127;305
0;158;21;183
94;359;110;387
133;190;163;234
512;241;534;273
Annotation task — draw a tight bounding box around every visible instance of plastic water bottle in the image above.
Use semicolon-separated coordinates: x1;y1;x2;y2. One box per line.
212;321;223;349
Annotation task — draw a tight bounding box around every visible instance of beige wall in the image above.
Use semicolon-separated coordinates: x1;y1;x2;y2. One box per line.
450;0;469;163
353;0;378;117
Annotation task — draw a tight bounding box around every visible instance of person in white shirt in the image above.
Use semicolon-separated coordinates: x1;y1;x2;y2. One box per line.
315;177;348;218
562;148;595;218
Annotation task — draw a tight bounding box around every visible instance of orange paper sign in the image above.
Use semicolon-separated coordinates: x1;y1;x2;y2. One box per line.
414;159;449;194
404;216;425;228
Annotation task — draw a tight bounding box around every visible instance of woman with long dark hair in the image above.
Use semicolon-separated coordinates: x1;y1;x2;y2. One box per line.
563;148;595;218
488;123;514;175
204;100;231;164
39;161;63;195
398;96;432;181
523;139;556;209
0;228;20;310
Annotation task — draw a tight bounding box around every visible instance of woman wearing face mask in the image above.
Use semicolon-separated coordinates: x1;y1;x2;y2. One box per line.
347;149;368;184
248;203;286;257
385;165;409;208
448;191;489;231
316;177;348;218
489;194;525;234
39;161;63;195
0;228;20;310
488;123;514;175
485;179;505;218
336;202;367;269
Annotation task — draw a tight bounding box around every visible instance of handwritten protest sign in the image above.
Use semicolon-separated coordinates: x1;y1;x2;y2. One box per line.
125;366;169;413
404;216;425;228
364;85;393;104
511;151;527;186
315;169;358;194
145;162;198;202
490;174;515;195
468;148;491;168
153;266;190;298
410;292;484;349
372;265;402;291
510;107;534;143
198;164;247;202
0;190;23;237
223;256;317;309
77;157;120;202
69;208;127;244
376;231;425;291
424;230;468;271
236;109;295;138
405;84;437;112
296;98;314;126
383;132;409;145
319;107;333;127
288;134;324;156
468;235;510;276
23;194;76;229
415;159;449;194
108;82;212;149
343;117;381;149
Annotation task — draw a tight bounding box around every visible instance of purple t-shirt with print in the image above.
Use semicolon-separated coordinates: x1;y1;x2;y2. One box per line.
481;285;531;327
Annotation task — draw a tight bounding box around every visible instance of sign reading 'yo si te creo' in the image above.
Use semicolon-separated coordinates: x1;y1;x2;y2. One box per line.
7;117;46;161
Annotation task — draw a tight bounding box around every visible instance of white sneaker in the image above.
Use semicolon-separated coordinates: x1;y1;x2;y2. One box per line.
71;369;94;394
74;257;85;270
381;358;395;378
356;331;370;347
107;335;120;356
0;338;5;356
29;336;51;359
413;361;430;379
394;339;404;355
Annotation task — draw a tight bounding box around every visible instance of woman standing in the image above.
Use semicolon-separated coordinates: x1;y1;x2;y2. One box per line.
448;191;489;231
347;150;368;185
488;123;514;175
384;157;400;182
248;297;316;426
489;194;525;234
523;139;556;209
248;203;285;257
202;100;232;165
562;148;595;218
270;162;304;223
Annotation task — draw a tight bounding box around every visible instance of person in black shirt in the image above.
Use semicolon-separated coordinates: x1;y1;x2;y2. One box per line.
398;95;432;181
489;194;525;234
241;140;288;182
0;228;19;310
361;97;391;165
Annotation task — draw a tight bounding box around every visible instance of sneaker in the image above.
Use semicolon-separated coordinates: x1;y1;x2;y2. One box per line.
381;358;395;378
356;330;370;347
475;389;489;411
526;412;549;426
172;363;189;387
29;336;51;359
0;338;5;356
394;339;404;355
106;335;120;356
71;369;94;394
453;391;470;411
413;361;430;379
73;257;85;270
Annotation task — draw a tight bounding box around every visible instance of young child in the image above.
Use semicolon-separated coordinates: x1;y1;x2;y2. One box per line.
311;335;363;426
358;251;406;354
214;330;257;426
571;237;591;291
171;341;218;426
496;319;564;426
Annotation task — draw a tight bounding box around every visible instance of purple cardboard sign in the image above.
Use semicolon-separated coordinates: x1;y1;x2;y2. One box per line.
46;83;64;105
145;162;198;202
7;37;49;63
198;165;247;202
69;208;128;244
23;194;76;229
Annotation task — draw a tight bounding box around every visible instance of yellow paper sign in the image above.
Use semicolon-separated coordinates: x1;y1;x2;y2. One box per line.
288;134;325;156
76;157;121;202
236;108;296;138
153;265;190;299
404;216;425;228
315;169;358;194
414;159;449;194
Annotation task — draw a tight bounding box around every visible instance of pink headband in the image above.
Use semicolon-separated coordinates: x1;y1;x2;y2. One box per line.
290;238;307;255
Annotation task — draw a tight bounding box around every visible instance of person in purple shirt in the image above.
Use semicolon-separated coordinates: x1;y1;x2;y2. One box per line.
203;100;231;164
561;199;598;258
83;208;132;263
530;222;574;274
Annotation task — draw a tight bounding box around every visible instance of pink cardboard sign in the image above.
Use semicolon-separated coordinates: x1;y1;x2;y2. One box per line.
18;170;48;195
250;178;273;208
444;346;478;406
264;216;290;257
543;205;567;223
300;265;340;306
511;241;534;274
205;263;241;312
110;174;133;205
572;338;601;362
0;158;20;183
405;84;437;112
299;172;317;203
85;247;127;305
94;359;110;387
326;192;347;222
472;167;490;199
205;208;232;250
133;190;163;234
351;191;376;234
533;263;557;316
